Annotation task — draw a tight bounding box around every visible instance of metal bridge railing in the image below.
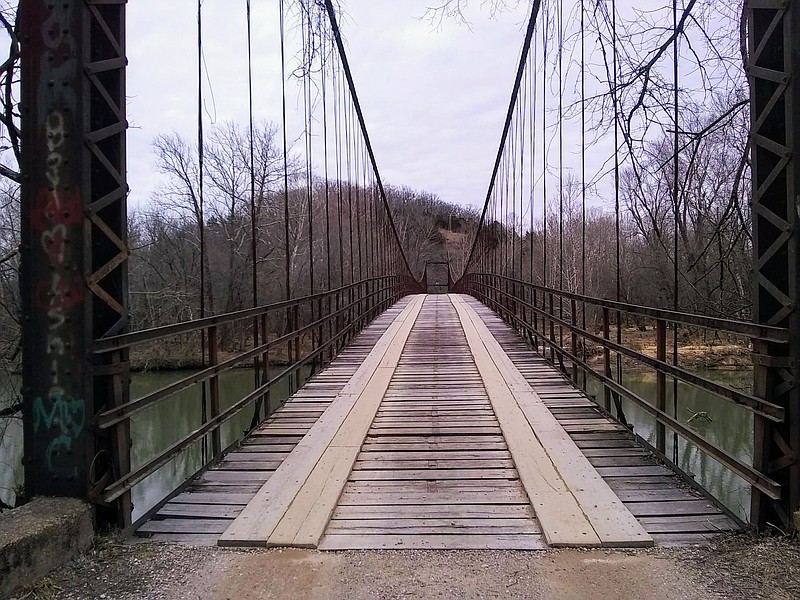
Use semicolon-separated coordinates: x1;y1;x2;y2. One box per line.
92;276;415;527
460;272;787;504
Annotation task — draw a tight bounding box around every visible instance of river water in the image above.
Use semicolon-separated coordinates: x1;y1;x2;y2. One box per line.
0;367;753;521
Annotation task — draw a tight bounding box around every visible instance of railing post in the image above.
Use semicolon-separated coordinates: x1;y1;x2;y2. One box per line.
533;288;539;353
293;303;301;389
208;326;221;457
317;296;325;369
108;350;132;524
548;292;556;364
656;319;667;455
571;298;578;384
603;307;612;411
580;298;588;391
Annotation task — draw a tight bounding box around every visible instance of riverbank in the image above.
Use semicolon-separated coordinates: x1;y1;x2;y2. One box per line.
581;326;752;373
5;532;798;600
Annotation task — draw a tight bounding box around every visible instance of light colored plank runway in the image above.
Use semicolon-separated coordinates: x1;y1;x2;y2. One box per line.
320;295;544;550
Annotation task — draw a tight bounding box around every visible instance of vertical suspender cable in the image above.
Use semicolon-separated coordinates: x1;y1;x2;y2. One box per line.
302;10;316;379
278;0;294;389
321;34;333;361
334;54;344;289
517;68;530;282
542;3;548;289
611;0;628;427
197;0;208;463
345;102;354;284
558;0;564;348
322;35;332;292
197;0;205;324
530;32;537;288
245;0;264;429
247;0;257;329
672;0;681;464
303;14;314;298
280;0;290;301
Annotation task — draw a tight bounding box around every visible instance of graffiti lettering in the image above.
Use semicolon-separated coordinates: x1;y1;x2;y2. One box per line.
35;275;84;311
32;188;82;230
32;395;85;473
29;4;85;478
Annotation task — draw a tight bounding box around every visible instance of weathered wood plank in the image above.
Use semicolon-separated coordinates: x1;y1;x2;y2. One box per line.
319;533;546;550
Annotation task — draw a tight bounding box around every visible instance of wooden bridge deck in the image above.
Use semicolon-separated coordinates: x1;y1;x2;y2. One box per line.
137;294;738;548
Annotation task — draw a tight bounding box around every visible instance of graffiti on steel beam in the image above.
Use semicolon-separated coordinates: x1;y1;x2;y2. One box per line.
28;1;85;480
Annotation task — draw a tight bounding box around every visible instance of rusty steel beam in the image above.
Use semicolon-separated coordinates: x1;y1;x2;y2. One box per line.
19;0;129;525
748;0;800;530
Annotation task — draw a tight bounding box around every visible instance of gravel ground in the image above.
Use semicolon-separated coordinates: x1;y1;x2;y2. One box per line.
4;532;798;600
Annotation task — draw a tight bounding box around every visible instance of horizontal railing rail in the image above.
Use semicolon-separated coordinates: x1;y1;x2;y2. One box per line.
461;272;783;501
93;277;405;353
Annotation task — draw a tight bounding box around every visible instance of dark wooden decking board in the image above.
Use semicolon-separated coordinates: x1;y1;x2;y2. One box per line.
320;295;545;550
464;296;740;545
135;299;412;546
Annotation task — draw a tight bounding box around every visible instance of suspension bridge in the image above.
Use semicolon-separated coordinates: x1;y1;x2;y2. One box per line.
13;0;799;553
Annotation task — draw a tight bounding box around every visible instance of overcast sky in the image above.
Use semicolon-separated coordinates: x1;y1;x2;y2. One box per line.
126;1;545;211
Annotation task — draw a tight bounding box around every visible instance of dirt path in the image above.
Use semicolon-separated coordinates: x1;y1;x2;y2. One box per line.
200;548;716;600
11;533;800;600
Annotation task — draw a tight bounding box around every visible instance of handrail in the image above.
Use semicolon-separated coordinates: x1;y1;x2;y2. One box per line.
461;274;784;502
464;273;789;343
93;276;405;353
95;283;397;428
467;277;784;421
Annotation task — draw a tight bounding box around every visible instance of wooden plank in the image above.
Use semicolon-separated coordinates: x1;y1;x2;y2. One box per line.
354;459;516;470
332;504;534;519
328;517;540;532
138;518;230;534
358;450;512;461
613;488;698;502
638;515;738;533
338;490;529;505
348;468;518;481
450;295;602;548
169;492;252;505
318;533;546;550
327;518;541;535
158;503;243;519
627;499;721;517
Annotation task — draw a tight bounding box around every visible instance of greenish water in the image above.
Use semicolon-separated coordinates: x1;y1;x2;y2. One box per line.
584;369;753;521
0;367;754;522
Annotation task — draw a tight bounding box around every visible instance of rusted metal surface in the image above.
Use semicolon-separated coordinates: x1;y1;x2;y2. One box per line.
747;0;800;530
19;0;129;523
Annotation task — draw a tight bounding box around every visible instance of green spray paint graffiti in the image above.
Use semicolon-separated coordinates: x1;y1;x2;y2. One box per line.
32;395;85;473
